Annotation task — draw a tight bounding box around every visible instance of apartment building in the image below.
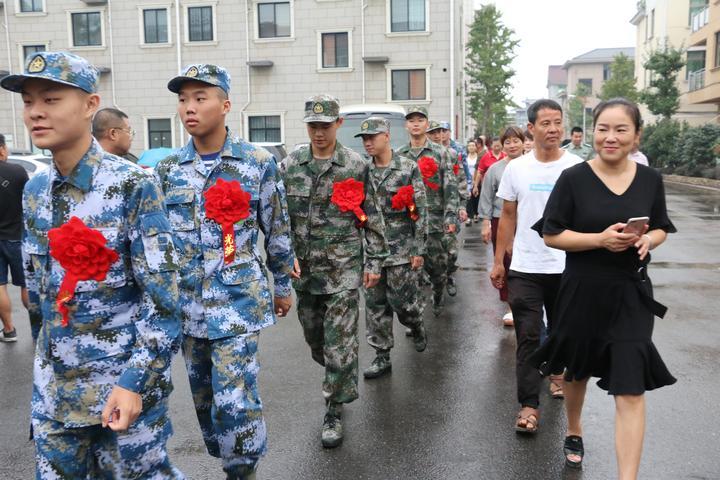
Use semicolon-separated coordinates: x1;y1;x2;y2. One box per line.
686;0;720;113
546;64;566;104
630;0;716;125
0;0;469;153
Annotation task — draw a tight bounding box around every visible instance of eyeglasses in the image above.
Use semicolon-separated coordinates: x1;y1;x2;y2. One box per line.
112;127;135;138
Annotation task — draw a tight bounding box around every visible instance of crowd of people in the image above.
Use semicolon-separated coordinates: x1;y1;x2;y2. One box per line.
0;50;676;480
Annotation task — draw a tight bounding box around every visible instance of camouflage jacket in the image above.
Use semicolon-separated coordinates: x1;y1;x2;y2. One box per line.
281;142;388;294
367;152;427;267
22;139;180;427
155;131;294;340
447;145;469;203
396;139;458;233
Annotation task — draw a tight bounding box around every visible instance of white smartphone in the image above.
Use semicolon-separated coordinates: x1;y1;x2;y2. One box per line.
623;216;649;236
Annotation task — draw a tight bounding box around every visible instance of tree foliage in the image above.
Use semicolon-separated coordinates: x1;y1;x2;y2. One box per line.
465;4;519;137
599;53;639;102
567;82;592;133
639;46;685;119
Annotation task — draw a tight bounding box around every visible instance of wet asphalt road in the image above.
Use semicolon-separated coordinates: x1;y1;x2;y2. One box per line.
1;182;719;480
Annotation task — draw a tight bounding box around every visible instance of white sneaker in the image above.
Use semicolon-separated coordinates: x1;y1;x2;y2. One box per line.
502;312;514;327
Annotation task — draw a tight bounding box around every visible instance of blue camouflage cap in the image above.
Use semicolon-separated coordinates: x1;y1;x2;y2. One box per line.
168;64;231;94
439;121;451;130
0;51;99;94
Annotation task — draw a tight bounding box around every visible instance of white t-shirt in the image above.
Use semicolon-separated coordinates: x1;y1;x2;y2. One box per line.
496;150;583;274
629;151;649;166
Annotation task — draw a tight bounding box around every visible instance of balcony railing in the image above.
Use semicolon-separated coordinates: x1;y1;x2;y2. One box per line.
689;69;706;92
691;7;709;32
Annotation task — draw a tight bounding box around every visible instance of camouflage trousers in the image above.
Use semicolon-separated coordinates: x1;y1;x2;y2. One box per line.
364;264;424;352
444;229;459;276
182;334;265;478
297;289;359;404
33;401;183;479
424;232;448;297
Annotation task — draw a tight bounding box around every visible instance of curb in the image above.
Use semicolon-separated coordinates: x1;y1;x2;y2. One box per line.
663;174;720;191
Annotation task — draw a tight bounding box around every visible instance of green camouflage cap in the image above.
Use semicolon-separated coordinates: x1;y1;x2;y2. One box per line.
405;105;428;119
304;94;340;123
354;117;390;137
0;51;99;94
426;120;442;132
168;63;231;94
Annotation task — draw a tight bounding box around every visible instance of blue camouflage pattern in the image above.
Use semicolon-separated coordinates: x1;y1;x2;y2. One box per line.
154;130;294;340
167;63;231;94
1;51;99;93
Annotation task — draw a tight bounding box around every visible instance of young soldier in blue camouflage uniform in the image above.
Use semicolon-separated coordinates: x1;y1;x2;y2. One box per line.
397;107;458;316
439;121;470;297
155;64;294;480
356;117;428;379
281;95;387;448
2;51;184;479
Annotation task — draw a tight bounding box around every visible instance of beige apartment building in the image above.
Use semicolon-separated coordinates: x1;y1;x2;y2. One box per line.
630;0;717;125
0;0;469;153
686;0;720;112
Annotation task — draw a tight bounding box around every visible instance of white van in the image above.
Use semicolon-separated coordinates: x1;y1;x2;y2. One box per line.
337;104;409;156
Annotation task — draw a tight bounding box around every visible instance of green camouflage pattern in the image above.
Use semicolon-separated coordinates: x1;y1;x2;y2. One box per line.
167;63;231;93
426;120;442;133
404;105;428;118
396;139;458;234
424;232;449;298
297;290;360;404
303;94;340;123
367;151;427;266
364;264;424;352
280;141;387;295
354;116;390;137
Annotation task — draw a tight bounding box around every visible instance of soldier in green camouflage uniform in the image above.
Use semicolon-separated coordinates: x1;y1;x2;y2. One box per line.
355;117;428;379
281;95;387;448
397;107;458;316
439;121;469;297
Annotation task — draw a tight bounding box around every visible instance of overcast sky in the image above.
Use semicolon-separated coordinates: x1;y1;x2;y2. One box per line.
473;1;638;103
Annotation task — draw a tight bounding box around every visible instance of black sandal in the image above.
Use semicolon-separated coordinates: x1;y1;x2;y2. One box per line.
563;435;584;469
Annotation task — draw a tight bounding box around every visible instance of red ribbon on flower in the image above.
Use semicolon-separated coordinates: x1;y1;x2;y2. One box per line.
48;216;119;327
453;163;460;176
418;156;439;191
391;185;419;222
331;178;367;227
204;178;252;264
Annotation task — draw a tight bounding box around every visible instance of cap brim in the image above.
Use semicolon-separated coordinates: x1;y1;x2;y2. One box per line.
303;115;338;123
168;75;220;93
0;73;92;93
405;112;427;119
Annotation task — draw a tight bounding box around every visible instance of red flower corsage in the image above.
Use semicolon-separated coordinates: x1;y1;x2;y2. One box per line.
48;216;119;327
453;163;460;175
391;185;419;221
418;156;439;191
204;178;252;264
331;178;367;227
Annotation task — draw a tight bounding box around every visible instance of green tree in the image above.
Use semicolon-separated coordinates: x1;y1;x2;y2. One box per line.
639;118;684;168
465;4;519;137
599;53;639;102
567;82;592;134
639;46;685;119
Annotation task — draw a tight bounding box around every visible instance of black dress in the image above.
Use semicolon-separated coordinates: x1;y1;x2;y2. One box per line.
529;162;677;395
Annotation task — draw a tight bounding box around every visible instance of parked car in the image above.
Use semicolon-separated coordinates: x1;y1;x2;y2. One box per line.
338;104;409;156
251;142;287;161
7;153;52;178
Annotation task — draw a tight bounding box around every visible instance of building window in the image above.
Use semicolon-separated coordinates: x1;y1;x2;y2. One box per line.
649;9;655;38
715;32;720;68
143;8;169;44
391;69;427;101
23;45;45;61
258;2;291;38
390;0;426;33
686;50;706;79
321;32;349;68
71;12;103;47
602;63;611;81
188;6;214;42
690;0;709;25
19;0;43;13
248;115;282;142
578;78;593;92
148;119;172;149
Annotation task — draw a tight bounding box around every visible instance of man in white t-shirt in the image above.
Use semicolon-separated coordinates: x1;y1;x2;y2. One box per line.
491;99;583;434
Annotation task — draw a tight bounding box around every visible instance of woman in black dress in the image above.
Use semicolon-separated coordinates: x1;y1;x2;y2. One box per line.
530;98;676;478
